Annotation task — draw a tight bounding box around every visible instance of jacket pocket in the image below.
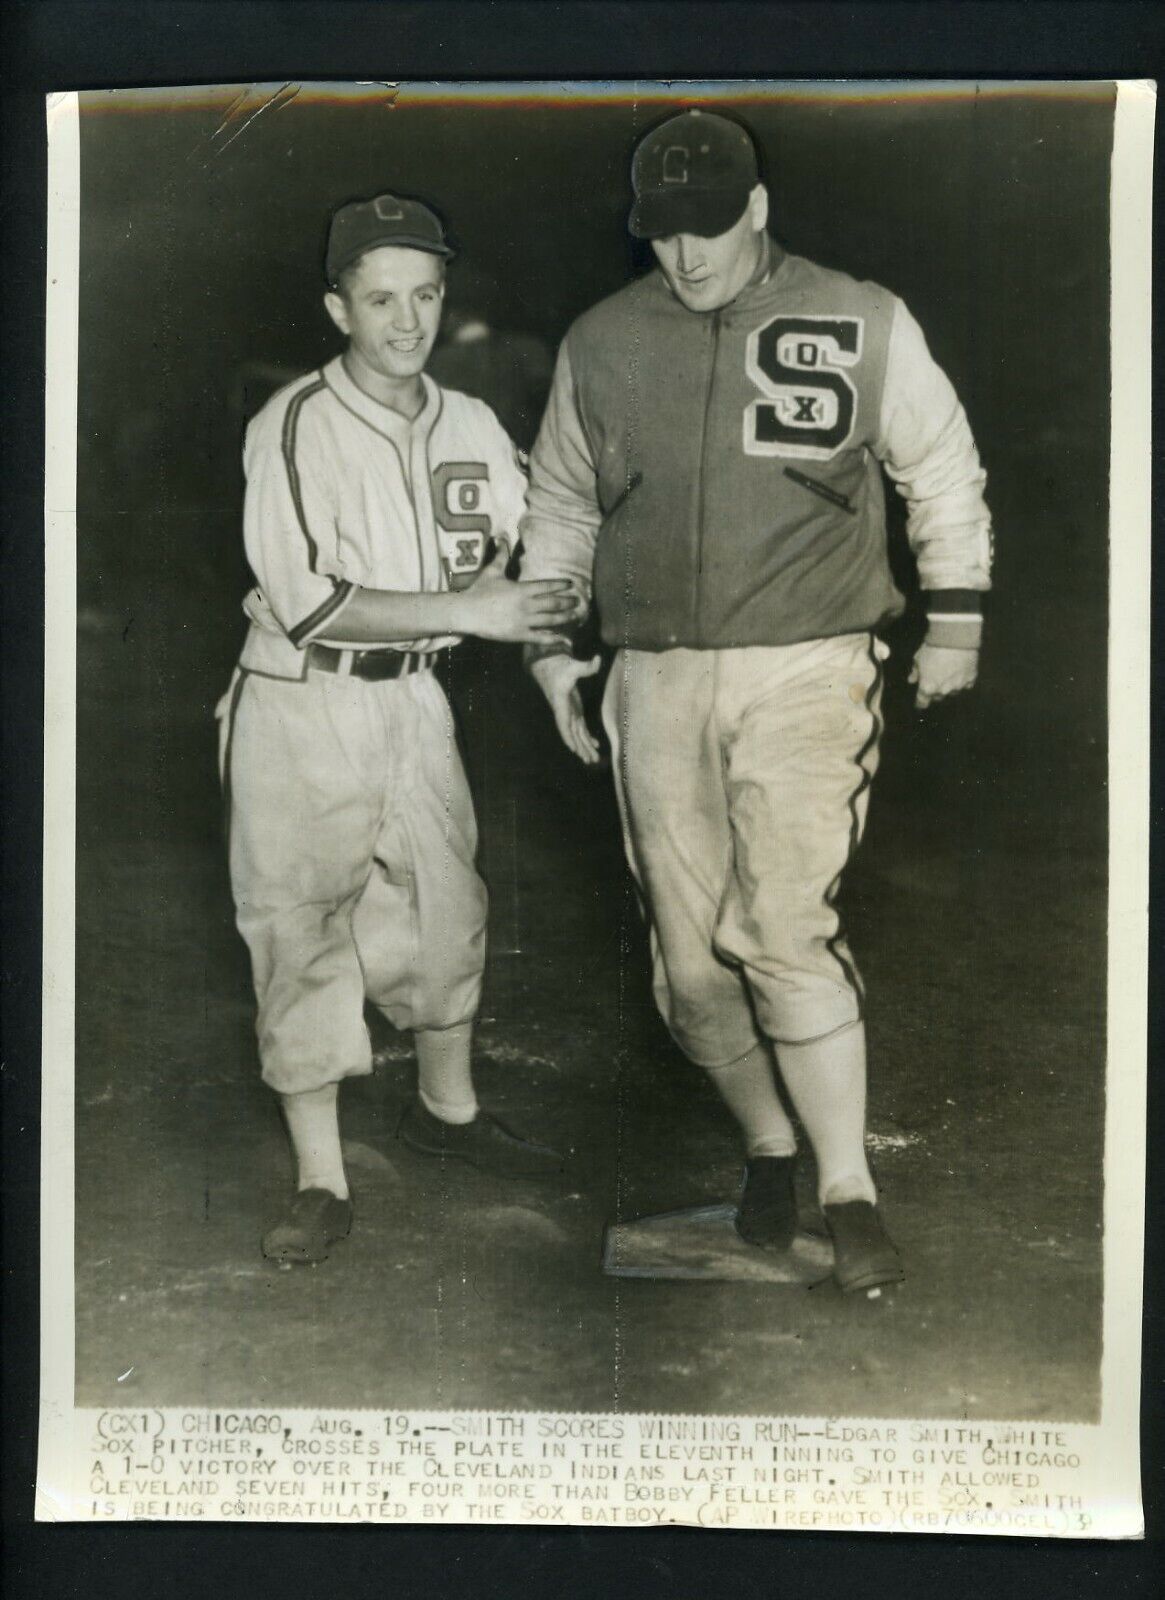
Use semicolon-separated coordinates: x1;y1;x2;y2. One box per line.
782;466;856;515
602;471;643;520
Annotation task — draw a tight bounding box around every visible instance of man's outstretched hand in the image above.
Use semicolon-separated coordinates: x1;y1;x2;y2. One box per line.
529;652;604;764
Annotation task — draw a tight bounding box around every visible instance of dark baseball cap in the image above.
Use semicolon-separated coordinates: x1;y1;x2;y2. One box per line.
325;193;455;284
629;110;759;240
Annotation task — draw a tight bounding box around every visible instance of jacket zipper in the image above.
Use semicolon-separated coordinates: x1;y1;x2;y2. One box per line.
694;311;721;644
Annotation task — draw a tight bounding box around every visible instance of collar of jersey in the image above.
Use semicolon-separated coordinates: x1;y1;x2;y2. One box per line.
322;355;440;443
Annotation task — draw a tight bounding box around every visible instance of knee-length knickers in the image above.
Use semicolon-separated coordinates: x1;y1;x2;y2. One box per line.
602;633;886;1065
218;666;488;1095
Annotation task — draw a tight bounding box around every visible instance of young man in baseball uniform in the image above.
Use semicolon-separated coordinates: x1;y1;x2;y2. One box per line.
219;194;581;1265
521;111;992;1293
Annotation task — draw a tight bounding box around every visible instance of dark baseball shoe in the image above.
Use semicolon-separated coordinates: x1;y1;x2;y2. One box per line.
823;1200;905;1293
397;1098;564;1178
262;1188;353;1266
734;1154;799;1250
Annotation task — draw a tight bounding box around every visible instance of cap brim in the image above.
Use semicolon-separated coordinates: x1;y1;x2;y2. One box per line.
628;186;751;241
328;234;456;281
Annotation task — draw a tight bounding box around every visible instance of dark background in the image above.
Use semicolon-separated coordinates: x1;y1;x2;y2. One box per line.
3;3;1162;1596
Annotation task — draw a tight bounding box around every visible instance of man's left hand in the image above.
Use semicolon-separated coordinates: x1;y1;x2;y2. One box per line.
909;643;980;710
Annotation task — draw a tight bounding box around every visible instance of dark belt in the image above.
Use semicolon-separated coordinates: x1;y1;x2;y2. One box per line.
305;644;430;682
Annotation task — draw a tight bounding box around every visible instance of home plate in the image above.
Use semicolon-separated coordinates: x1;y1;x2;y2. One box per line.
602;1203;833;1284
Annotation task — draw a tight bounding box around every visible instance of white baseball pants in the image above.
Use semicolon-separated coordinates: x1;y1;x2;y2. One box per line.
217;666;487;1095
602;634;886;1065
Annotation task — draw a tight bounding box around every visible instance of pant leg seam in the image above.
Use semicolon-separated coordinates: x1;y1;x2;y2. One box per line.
822;633;884;1017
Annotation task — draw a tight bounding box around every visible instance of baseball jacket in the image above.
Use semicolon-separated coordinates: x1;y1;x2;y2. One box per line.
520;246;991;651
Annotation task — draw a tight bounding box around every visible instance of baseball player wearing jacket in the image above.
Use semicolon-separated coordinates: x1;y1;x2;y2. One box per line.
522;111;992;1292
219;194;580;1265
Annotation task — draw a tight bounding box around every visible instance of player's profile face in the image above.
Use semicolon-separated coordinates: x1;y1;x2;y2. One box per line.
325;246;445;385
650;185;768;312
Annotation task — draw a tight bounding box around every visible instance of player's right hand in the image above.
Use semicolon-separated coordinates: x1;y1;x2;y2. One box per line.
529;653;603;765
459;549;582;644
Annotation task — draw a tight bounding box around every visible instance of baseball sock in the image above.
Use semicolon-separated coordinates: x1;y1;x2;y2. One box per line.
704;1043;798;1157
416;1022;480;1126
774;1021;876;1207
281;1083;350;1200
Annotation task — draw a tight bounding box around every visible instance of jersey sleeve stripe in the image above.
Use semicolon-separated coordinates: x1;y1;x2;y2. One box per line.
280;375;328;570
288;579;355;648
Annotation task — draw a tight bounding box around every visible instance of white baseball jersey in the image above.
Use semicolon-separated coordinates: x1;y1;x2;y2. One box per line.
239;355;529;678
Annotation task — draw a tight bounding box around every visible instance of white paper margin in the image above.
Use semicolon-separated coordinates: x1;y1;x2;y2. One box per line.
1095;77;1155;1536
38;88;81;1522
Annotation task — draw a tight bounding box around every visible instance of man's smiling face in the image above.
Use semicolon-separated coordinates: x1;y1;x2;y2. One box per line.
325;245;445;382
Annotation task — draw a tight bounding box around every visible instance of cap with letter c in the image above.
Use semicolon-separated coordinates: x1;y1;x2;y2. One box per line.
629;109;760;240
325;192;455;284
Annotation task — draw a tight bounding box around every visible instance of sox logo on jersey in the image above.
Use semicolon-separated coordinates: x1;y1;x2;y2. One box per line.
744;314;864;460
433;460;492;589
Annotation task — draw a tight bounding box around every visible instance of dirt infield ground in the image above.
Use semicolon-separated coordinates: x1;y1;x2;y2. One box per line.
73;507;1105;1419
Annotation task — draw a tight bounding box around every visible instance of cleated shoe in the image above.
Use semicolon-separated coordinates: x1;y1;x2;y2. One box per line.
735;1155;799;1250
823;1200;905;1293
261;1188;353;1266
397;1098;564;1178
